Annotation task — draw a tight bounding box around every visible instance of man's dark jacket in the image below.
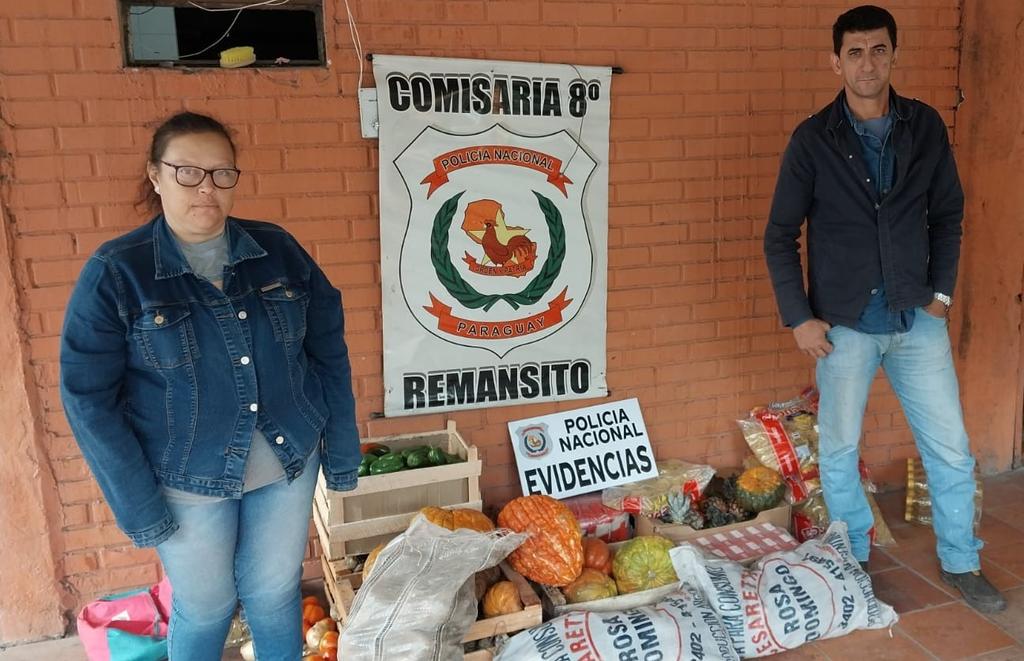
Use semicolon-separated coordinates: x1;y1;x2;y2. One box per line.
764;89;964;329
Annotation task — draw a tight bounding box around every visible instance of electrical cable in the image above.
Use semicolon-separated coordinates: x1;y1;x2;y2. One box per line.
129;2;158;16
178;0;291;59
177;10;244;58
187;0;290;11
343;0;365;89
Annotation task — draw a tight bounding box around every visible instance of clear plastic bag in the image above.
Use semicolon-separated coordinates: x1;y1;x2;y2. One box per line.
601;459;715;518
561;492;632;542
738;387;895;547
736;388;820;503
338;515;526;661
905;457;983;532
791;487;895;547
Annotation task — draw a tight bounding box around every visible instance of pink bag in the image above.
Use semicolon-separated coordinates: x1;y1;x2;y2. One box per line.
77;576;173;661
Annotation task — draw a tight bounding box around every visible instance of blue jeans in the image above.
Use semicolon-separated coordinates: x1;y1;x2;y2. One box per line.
816;308;982;573
156;451;319;661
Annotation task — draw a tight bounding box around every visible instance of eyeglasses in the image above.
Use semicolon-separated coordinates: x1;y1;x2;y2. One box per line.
160;161;241;189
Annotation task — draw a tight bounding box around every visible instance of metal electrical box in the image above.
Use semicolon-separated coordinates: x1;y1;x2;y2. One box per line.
358;87;379;139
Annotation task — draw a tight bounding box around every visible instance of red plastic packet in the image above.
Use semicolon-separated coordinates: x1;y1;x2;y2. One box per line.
560;492;631;542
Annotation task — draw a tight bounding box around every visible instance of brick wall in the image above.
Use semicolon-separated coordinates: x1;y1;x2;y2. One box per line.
0;0;964;624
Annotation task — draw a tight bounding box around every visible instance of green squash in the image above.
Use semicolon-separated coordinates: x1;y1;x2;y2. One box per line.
735;466;786;512
612;535;677;594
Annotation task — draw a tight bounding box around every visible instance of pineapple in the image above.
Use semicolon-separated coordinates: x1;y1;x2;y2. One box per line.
666;490;705;529
725;499;751;522
700;494;753;528
700;496;736;528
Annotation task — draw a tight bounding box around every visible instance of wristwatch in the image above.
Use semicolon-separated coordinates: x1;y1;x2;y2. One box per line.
934;292;952;309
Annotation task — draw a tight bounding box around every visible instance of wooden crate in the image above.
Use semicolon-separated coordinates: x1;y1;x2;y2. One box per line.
538;537;681;617
540;580;681;617
314;421;482;558
323;558;541;643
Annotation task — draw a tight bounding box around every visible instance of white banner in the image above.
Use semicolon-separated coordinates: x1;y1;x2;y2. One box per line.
507;398;656;500
374;55;610;417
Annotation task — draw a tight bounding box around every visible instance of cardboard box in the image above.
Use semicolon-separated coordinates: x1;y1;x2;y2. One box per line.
687;522;798;563
634;502;792;542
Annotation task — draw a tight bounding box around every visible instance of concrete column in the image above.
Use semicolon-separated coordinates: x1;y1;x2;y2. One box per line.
953;1;1024;471
0;204;65;643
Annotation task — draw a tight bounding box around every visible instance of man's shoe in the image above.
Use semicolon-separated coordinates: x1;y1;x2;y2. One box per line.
940;570;1008;613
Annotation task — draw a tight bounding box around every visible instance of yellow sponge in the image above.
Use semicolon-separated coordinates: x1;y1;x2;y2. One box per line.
219;46;255;69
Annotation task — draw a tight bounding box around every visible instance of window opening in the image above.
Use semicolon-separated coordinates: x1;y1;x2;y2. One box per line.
120;1;325;68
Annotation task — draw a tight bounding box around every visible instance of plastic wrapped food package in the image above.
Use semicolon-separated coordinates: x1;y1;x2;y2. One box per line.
791;487;895;546
738;388;895;547
736;388;820;503
560;492;631;542
601;459;716;518
905;457;983;531
791;490;830;542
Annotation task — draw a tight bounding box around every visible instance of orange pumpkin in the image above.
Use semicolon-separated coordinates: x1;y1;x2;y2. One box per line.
302;603;326;625
363;543;386;581
497;495;583;587
481;580;523;618
564;568;619;604
582;537;614;575
420;506;495;532
319;630;339;661
474;565;503;600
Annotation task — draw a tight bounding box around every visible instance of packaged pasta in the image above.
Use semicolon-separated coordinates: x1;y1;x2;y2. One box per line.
791;487;895;547
905;457;982;532
736;388;820;503
739;388;895;547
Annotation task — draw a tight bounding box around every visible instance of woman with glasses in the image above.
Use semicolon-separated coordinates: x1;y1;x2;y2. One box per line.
59;112;361;660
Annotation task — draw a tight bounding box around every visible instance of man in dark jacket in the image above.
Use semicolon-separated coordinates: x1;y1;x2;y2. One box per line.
764;5;1005;613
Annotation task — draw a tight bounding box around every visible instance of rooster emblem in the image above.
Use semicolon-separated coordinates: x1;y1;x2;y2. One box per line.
460;199;538;277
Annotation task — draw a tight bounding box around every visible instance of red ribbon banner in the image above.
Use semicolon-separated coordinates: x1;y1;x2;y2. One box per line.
421;145;573;198
423;288;573;340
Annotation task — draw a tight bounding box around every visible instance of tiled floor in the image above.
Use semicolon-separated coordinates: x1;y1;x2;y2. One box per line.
2;469;1022;660
773;468;1024;661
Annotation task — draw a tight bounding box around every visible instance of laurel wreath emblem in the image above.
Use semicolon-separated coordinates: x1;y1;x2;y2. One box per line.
430;191;566;312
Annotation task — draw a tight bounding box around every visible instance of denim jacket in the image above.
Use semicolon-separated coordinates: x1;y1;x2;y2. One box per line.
60;215;361;547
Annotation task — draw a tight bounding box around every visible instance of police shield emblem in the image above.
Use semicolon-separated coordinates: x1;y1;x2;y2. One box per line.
395;124;596;358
